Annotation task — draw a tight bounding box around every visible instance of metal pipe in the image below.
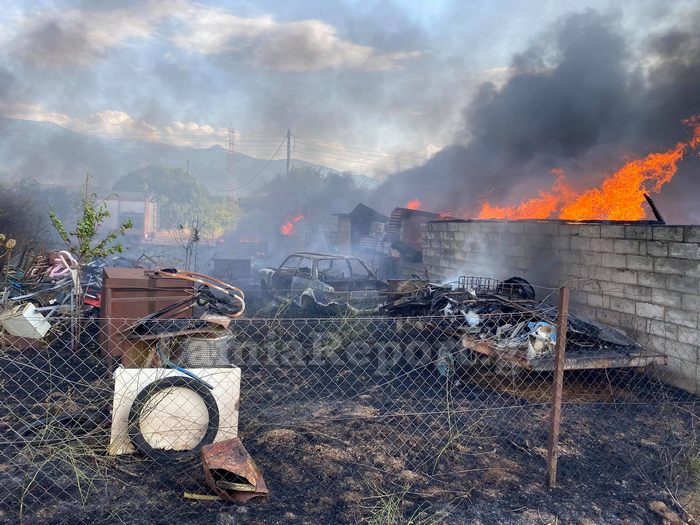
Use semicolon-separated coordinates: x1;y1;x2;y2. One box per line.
643;193;665;224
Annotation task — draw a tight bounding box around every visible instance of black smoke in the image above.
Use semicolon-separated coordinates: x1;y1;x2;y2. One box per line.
374;9;700;223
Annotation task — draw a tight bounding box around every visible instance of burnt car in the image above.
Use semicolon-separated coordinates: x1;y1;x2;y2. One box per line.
259;252;387;313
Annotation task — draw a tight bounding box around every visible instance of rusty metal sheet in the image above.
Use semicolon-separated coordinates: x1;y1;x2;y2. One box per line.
201;437;268;503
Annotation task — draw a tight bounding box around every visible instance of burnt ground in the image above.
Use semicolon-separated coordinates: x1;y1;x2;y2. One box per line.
0;329;698;525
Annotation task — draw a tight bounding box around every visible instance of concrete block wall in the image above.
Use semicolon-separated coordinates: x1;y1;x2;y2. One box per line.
422;220;700;393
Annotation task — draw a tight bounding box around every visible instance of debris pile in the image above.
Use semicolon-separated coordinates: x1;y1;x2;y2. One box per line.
382;275;660;372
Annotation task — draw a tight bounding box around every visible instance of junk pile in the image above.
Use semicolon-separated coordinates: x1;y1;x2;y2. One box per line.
0;250;161;340
1;250;95;340
382;275;665;372
2;249;268;502
106;270;267;502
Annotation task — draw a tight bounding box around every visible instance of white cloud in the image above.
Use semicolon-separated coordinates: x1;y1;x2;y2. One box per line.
5;1;419;72
0;103;227;146
172;5;420;72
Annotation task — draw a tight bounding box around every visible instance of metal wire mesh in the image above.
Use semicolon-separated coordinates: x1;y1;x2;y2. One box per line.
0;305;698;524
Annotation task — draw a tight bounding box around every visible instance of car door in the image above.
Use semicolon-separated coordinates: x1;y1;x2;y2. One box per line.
291;256;314;303
273;255;302;297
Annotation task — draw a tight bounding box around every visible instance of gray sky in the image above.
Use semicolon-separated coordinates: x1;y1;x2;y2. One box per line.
0;0;696;175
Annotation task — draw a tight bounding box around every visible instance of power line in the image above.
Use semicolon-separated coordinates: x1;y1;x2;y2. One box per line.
234;134;287;193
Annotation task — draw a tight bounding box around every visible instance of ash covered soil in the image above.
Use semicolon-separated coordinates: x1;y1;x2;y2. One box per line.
0;335;698;525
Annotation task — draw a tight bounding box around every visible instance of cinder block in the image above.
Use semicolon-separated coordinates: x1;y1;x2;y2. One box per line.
551;236;570;249
609;297;636;314
570;290;589;305
602;252;626;268
557;223;575;236
669;242;700;260
515;257;533;269
677;326;700;345
652;226;684;242
507;222;524;233
645;334;668;354
665;308;698;328
664;341;699;364
625;225;652;240
636;302;665;319
614;239;640;254
616;314;638;333
626;255;653;272
538;222;559;236
588;294;609;308
682;293;700;311
453;232;465;241
572;304;598;319
578;224;601;237
447;222;460;232
597;280;625;297
637;271;667;289
594;267;612;282
667;275;700;294
590;238;614;252
644;241;669;257
683;226;700;243
596;309;621;326
580;251;602;266
686;261;700;278
610;268;637;285
567;264;587;278
652;288;682;307
600;225;625;238
521;235;550;248
648;320;678;340
661;358;698;392
654;258;687;275
624;284;652;301
571;237;591;251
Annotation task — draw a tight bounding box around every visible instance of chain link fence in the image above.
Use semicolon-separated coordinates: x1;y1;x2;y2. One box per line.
0;301;698;524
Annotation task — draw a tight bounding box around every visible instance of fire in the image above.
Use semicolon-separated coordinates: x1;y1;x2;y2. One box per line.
406;199;421;210
477;117;700;221
280;214;304;235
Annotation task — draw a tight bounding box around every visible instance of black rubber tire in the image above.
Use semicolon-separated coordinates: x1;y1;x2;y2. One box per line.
500;276;536;300
127;376;220;461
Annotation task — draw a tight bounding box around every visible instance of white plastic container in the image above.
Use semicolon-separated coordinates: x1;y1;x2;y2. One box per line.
0;303;51;339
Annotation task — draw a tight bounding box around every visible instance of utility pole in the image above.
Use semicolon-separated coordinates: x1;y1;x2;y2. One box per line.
226;125;235;192
286;128;292;176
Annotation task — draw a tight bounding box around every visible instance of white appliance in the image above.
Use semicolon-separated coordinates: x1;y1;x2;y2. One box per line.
109;367;241;455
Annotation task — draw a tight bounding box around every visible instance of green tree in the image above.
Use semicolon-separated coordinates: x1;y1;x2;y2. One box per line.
112;165;241;233
49;175;133;263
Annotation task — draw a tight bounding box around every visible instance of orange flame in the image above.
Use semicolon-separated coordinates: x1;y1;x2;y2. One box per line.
406;199;421;210
477;117;700;221
280;214;304;235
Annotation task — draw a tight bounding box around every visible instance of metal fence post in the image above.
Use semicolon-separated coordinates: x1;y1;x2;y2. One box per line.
546;285;569;488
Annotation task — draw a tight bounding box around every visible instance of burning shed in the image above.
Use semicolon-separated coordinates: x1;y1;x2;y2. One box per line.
385;207;440;273
335;203;388;253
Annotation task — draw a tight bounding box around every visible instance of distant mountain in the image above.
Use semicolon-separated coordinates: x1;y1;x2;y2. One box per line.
0;117;379;195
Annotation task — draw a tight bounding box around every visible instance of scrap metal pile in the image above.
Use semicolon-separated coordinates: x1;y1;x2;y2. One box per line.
0;250;159;339
381;276;647;370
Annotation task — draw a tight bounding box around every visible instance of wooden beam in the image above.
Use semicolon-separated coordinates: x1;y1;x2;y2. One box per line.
546;286;569;488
